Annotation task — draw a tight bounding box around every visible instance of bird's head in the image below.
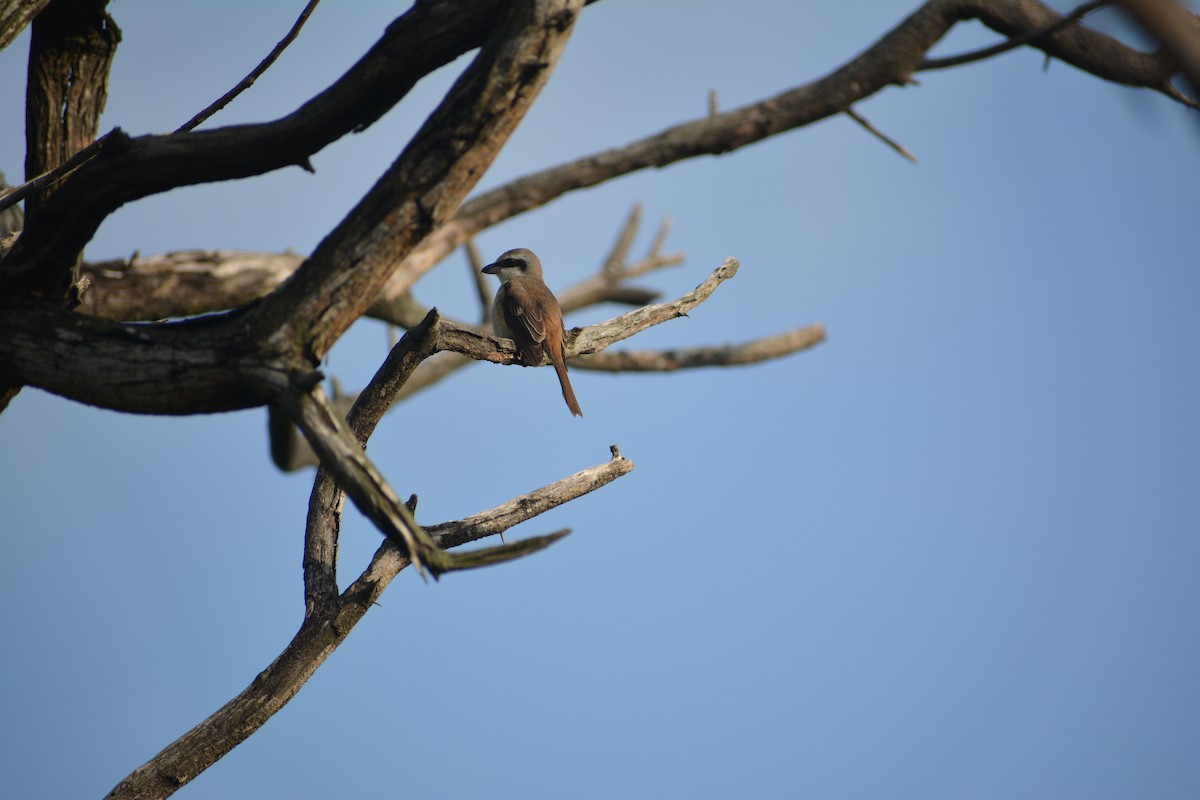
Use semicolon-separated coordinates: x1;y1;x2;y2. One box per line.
482;247;543;282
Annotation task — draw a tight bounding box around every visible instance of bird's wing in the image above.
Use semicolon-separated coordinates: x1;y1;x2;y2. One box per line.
501;277;551;364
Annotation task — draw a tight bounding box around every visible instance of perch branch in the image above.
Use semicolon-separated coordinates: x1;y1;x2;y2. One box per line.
251;0;586;362
435;257;742;365
268;205;687;470
284;312;584;580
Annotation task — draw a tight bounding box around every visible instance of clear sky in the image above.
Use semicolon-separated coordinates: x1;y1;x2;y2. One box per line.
2;2;1198;798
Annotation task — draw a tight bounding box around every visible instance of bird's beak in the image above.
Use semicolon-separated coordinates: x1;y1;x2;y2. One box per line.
481;263;500;275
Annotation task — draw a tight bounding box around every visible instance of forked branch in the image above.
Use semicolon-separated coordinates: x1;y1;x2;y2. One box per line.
108;446;631;800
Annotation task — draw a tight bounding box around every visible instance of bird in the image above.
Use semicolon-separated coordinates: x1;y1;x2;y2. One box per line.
482;248;583;417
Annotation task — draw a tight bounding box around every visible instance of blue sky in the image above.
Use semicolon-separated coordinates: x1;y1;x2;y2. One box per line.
2;2;1198;798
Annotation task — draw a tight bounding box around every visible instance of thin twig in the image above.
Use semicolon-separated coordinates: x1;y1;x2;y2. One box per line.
176;0;322;132
919;0;1111;71
844;107;918;163
436;257;743;364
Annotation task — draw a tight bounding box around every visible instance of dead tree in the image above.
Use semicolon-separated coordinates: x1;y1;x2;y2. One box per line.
0;1;1194;798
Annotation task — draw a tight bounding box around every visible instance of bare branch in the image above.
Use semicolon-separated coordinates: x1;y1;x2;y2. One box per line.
572;324;827;372
177;0;323;133
571;257;741;356
358;447;636;582
374;0;1188;303
108;446;631;800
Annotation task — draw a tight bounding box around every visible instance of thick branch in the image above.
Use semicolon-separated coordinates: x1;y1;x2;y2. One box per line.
252;0;586;363
77;250;303;321
0;303;277;414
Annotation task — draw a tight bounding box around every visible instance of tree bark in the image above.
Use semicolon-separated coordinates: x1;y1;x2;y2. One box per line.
0;0;51;49
24;0;119;216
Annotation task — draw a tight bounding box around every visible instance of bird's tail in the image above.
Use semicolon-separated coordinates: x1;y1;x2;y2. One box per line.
552;354;583;417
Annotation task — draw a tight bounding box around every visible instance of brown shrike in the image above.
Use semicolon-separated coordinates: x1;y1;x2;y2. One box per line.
482;248;583;417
